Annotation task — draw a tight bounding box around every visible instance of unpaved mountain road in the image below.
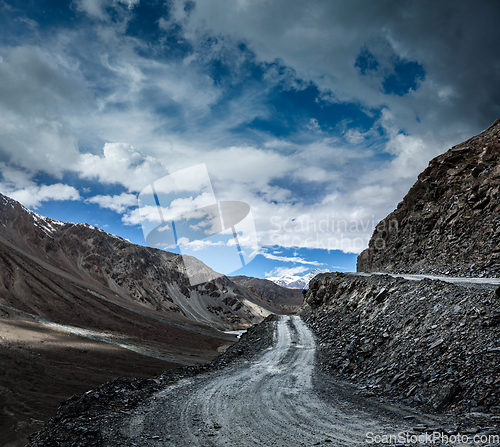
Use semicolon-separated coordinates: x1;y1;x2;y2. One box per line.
104;316;451;446
354;271;500;286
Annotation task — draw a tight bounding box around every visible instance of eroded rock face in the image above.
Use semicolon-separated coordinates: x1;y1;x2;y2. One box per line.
357;118;500;277
301;273;500;414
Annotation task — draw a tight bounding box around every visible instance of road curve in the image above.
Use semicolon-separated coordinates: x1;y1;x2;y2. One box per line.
113;316;413;446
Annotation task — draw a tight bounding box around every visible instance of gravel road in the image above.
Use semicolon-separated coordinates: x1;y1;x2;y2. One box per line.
104;316;436;446
354;272;500;286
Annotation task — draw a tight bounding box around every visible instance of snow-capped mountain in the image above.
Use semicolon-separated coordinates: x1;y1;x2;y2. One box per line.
266;268;331;289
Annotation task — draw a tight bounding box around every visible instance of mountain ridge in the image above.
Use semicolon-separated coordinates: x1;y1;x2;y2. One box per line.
0;191;283;445
230;275;304;313
0;191;279;331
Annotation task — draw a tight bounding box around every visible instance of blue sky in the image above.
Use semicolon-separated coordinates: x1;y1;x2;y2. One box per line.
0;0;499;279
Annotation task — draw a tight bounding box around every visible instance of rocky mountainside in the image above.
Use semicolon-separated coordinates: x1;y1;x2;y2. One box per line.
266;268;330;289
301;272;500;416
357;118;500;277
300;121;500;418
0;192;276;331
230;275;304;313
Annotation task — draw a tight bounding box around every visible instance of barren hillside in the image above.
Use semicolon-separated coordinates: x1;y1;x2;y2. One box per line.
357;118;500;277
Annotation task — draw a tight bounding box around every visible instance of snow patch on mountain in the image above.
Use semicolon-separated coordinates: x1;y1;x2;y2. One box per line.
1;192;125;240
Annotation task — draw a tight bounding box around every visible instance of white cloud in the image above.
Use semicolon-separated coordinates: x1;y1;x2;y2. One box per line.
0;164;81;208
86;192;137;213
260;250;323;266
306;118;321;132
1;183;80;208
344;129;365;144
0;46;82;177
265;265;308;278
74;0;108;20
179;239;226;252
74;0;140;20
175;236;228;252
77;143;166;192
123;205;160;226
165;194;218;222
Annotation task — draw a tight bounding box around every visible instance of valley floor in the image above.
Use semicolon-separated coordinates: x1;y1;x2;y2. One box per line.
0;306;228;447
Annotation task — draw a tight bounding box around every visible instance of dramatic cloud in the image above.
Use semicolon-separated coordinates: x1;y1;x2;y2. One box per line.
0;0;499;268
180;0;500;134
0;46;82;176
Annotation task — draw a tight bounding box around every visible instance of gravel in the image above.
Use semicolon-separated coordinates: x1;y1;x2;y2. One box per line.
301;272;500;421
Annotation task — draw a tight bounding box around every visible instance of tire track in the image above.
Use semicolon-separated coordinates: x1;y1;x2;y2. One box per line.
116;315;411;446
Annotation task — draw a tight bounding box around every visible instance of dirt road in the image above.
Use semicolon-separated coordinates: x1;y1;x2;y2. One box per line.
107;316;431;446
354;271;500;286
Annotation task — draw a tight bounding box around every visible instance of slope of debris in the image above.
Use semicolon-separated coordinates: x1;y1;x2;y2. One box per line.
27;315;278;447
301;273;500;418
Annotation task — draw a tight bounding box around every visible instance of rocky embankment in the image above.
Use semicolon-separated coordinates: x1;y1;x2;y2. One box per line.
27;316;278;447
357;118;500;277
301;272;500;418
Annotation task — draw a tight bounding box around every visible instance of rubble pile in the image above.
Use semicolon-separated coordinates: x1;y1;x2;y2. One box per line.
27;316;277;447
302;273;500;417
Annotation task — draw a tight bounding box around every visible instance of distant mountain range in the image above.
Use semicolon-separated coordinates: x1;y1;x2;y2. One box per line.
266;268;331;289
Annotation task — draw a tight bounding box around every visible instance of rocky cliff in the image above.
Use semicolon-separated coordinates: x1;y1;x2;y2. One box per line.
299;119;500;418
357;118;500;277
